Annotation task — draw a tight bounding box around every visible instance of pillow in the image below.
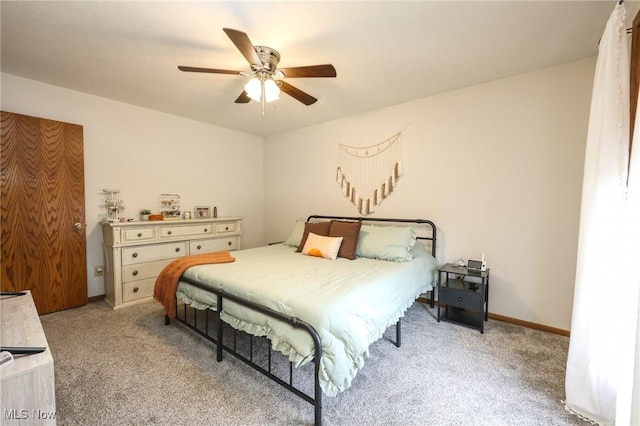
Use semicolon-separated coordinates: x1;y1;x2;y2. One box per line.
283;219;305;247
296;221;331;252
356;224;417;262
329;220;362;260
301;232;343;260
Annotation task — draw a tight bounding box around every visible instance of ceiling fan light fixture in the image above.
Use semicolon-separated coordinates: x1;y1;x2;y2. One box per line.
244;77;262;102
263;78;280;103
244;76;280;103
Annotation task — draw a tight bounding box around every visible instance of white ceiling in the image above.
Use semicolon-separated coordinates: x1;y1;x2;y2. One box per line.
0;1;627;137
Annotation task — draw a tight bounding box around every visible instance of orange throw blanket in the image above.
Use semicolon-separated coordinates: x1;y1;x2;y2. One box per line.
154;250;235;318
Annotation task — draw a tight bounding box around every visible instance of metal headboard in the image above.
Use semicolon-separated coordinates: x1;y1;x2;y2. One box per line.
306;215;437;258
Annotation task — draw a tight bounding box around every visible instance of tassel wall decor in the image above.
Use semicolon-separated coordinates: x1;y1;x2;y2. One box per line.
336;131;404;215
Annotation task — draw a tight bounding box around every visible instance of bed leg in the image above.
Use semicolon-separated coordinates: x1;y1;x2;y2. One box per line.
216;294;224;362
164;315;170;325
314;357;323;426
315;400;322;426
395;319;402;347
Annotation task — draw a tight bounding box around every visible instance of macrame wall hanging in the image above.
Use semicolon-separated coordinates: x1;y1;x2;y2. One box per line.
336;131;404;215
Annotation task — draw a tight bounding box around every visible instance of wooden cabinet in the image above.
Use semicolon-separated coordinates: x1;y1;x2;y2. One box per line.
0;291;56;425
102;218;242;309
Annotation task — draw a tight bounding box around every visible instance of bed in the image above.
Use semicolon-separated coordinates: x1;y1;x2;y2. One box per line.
156;215;437;425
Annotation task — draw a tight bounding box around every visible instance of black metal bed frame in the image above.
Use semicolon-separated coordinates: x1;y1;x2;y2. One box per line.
164;216;437;426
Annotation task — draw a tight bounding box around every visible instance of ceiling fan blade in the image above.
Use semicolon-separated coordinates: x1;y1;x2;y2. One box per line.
178;66;241;75
279;81;317;106
235;91;251;103
223;28;261;66
278;64;337;78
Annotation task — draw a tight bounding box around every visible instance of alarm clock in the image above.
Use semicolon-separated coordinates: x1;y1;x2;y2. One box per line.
467;253;487;271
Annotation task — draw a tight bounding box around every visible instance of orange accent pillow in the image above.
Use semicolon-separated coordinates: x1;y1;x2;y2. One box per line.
301;232;343;260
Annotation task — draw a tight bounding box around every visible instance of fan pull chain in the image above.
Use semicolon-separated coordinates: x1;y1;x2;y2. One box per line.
261;82;266;119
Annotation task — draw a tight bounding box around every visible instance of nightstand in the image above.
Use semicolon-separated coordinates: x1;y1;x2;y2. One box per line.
437;263;490;333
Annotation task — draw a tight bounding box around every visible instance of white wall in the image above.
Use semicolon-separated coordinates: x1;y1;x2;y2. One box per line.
1;73;264;298
264;58;596;331
2;56;596;330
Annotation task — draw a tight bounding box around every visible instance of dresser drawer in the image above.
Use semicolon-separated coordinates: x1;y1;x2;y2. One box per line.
215;222;238;234
440;287;483;311
122;227;156;243
122;242;187;265
122;278;155;302
160;223;213;239
122;259;174;282
190;237;239;254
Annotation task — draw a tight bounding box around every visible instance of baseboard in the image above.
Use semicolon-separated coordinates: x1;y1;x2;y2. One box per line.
91;293;571;337
488;312;570;336
88;294;105;303
418;297;570;337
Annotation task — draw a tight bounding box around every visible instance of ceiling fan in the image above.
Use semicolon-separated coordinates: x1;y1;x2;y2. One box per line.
178;28;337;118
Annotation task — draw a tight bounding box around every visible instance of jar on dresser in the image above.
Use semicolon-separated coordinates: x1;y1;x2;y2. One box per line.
101;217;242;309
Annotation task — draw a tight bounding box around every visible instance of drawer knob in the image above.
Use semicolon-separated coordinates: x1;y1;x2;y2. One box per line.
457;296;463;302
204;228;208;232
228;241;232;246
132;252;138;258
175;247;181;252
137;232;142;237
133;287;139;293
225;226;229;231
167;230;172;235
197;245;202;250
132;270;139;276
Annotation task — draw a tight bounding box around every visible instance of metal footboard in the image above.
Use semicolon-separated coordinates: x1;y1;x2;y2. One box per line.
165;277;404;425
167;275;324;426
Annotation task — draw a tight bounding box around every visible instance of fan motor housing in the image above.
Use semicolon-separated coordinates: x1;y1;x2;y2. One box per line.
253;46;281;72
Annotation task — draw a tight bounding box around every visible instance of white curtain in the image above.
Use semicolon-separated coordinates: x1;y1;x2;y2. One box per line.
565;3;640;424
616;45;640;425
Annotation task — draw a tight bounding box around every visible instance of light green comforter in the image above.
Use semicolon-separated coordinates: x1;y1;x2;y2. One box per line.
177;243;437;397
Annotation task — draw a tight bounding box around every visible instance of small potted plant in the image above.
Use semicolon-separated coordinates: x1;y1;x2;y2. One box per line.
138;209;152;221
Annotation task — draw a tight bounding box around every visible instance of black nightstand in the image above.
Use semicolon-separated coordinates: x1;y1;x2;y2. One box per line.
437;263;490;333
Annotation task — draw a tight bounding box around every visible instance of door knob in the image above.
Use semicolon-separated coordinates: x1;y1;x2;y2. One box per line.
74;222;85;230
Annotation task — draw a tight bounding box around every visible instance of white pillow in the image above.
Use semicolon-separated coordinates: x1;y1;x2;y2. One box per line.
283;219;305;247
301;232;343;260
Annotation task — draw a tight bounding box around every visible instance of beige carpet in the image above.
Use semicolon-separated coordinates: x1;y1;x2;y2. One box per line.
40;300;585;425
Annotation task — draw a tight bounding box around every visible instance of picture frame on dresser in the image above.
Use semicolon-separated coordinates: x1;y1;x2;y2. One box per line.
194;206;211;218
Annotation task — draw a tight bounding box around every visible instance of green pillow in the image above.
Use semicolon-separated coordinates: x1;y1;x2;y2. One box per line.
356;224;417;262
283;219;305;247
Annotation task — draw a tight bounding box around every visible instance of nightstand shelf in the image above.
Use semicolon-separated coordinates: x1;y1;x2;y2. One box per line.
437;263;489;333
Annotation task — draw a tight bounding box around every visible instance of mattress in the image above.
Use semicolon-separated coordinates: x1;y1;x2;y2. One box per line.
176;242;437;397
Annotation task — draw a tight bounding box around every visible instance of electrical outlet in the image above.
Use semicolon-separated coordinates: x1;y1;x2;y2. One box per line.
94;266;104;277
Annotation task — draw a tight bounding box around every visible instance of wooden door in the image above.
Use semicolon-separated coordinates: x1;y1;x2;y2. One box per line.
1;111;87;314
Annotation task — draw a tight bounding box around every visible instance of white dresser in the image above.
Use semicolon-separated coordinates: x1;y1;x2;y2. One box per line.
101;217;242;309
0;291;56;425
